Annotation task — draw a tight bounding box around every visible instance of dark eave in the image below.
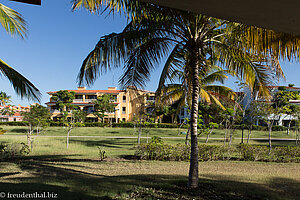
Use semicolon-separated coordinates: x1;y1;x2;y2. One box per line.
140;0;300;35
9;0;41;5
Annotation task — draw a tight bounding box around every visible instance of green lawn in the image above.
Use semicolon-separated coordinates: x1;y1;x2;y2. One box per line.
1;125;298;139
0;159;299;200
0;126;299;199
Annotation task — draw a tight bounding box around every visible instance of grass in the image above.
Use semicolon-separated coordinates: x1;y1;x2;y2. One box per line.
1;126;299;199
0;159;299;200
1;125;299;139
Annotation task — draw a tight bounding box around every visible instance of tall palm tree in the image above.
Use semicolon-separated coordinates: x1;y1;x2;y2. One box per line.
75;3;285;187
157;66;234;113
0;1;41;101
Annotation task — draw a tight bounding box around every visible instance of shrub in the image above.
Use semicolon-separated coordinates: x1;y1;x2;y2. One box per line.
238;144;269;161
198;145;230;161
97;146;107;161
0;142;30;160
0;121;29;126
272;125;287;131
136;142;300;163
84;122;106;127
271;146;300;162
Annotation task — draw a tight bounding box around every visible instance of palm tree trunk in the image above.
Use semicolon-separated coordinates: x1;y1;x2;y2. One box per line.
185;127;190;145
188;60;200;188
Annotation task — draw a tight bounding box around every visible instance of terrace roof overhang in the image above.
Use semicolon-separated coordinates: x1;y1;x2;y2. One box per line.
140;0;300;35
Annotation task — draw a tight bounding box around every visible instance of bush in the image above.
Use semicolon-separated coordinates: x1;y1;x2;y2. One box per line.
238;144;269;161
84;122;106;127
136;142;300;163
0;142;30;160
0;121;29;126
198;145;230;161
271;146;300;162
272;125;287;131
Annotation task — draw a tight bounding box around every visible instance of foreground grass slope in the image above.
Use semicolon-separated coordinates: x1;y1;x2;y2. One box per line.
1;126;299;199
1;160;299;200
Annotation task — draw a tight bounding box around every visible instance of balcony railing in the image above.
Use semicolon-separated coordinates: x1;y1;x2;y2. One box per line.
85;99;95;103
50;109;60;113
73;99;83;102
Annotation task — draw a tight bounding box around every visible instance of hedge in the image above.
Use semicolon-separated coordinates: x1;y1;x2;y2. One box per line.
135;142;300;163
0;121;29;126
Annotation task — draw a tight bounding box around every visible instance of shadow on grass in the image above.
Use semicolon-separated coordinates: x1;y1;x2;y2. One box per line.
1;159;299;200
70;138;135;149
8;128;27;133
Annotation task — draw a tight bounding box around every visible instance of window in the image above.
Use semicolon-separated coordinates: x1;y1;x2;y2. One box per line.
147;96;155;101
122;107;126;114
122;96;126;103
75;95;83;99
87;95;97;99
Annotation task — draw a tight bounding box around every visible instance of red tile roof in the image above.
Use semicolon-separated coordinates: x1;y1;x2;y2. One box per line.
47;90;124;94
267;86;300;90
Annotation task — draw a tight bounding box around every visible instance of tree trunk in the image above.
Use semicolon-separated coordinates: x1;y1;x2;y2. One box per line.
205;128;213;144
268;125;272;150
185;127;190;145
229;126;234;147
67;126;72;149
247;125;252;144
224;121;228;146
287;120;292;135
241;125;244;144
138;120;142;144
27;130;33;150
27;124;33;150
133;121;136;135
188;60;200;188
296;129;299;146
146;131;149;143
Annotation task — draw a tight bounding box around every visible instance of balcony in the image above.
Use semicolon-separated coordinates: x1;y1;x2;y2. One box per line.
85;99;95;103
73;99;84;102
50;109;60;113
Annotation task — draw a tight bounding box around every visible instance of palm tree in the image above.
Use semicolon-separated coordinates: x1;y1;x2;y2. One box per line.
0;1;41;101
75;3;286;187
157;66;234;112
0;91;11;106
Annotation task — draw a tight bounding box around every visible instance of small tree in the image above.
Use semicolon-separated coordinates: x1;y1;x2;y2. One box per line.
246;101;262;143
65;109;86;149
258;101;283;149
22;104;50;150
93;94;116;123
51;90;76;125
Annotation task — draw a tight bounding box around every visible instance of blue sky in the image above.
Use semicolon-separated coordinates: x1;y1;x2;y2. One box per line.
0;0;299;106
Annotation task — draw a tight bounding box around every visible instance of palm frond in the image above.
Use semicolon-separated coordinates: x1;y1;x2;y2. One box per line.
0;59;41;101
156;43;186;95
0;3;27;38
